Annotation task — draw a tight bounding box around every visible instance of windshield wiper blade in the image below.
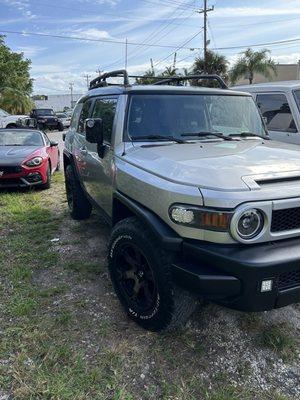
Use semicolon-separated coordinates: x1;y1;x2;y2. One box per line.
181;131;233;141
230;132;269;140
132;135;186;144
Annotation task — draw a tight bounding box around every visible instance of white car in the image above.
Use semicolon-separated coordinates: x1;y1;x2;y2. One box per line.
56;112;71;128
0;108;29;128
232;81;300;145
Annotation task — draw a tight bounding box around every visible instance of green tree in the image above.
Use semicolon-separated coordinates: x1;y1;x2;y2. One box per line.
230;48;277;85
135;69;157;85
0;87;34;114
0;35;33;113
162;65;178;76
192;50;229;87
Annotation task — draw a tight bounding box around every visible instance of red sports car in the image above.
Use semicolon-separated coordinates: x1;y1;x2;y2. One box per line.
0;129;60;189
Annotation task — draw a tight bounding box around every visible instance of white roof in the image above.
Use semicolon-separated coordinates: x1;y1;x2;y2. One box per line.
232;80;300;92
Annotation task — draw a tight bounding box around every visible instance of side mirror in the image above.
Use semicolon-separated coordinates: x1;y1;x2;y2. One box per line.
85;118;103;144
50;141;58;147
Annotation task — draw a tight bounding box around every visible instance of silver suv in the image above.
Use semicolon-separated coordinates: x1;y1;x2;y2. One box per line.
64;70;300;332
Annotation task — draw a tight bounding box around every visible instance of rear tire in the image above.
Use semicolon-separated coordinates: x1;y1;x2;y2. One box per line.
65;164;92;220
108;217;197;332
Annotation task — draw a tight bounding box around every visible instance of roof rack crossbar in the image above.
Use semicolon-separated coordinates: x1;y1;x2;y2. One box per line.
89;69;129;89
153;74;228;89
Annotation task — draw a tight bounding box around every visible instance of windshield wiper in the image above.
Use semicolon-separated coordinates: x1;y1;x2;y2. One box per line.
132;135;186;144
181;131;234;141
230;132;269;140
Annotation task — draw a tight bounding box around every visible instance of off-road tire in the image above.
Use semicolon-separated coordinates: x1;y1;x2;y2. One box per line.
58;122;64;132
40;162;51;190
108;217;197;332
65;164;92;220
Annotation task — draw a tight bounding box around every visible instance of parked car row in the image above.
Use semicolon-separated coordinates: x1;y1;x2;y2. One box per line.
0;107;72;131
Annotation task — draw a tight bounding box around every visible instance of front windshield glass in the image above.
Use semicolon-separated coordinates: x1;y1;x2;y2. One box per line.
0;130;43;146
36;109;55;116
294;90;300;112
0;108;10;117
127;94;266;139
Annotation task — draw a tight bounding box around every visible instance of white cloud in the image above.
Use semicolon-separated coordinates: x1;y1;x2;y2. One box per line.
17;46;45;57
273;53;300;64
213;5;300;18
71;28;112;40
3;0;36;19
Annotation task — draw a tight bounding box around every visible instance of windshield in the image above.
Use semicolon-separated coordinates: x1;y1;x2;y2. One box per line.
0;108;10;117
294;90;300;112
0;130;44;146
127;94;266;140
36;109;55;116
57;113;67;118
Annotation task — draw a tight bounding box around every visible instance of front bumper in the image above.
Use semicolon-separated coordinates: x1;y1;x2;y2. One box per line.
0;169;45;188
172;238;300;311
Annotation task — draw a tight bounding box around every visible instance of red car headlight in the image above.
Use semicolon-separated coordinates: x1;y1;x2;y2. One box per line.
25;156;43;167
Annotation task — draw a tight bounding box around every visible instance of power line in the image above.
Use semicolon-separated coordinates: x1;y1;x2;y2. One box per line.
102;1;193;70
212;37;300;51
154;29;203;66
0;29;202;50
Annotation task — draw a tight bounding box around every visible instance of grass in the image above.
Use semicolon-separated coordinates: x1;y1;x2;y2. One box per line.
0;172;298;400
259;323;298;361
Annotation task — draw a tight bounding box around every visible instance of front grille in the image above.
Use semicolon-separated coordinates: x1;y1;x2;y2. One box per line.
271;207;300;232
0;165;22;175
0;178;22;186
278;270;300;290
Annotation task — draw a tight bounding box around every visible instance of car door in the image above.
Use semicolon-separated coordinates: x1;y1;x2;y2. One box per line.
43;132;58;172
82;96;119;216
72;99;93;187
256;92;300;144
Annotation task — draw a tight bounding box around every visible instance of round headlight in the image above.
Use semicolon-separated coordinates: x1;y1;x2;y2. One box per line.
236;209;264;239
25;156;43;167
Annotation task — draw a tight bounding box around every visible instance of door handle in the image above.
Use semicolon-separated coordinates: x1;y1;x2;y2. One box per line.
79;147;88;155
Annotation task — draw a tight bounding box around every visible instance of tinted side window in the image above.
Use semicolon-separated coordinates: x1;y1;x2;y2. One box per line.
78;100;92;134
92;97;118;143
256;93;297;132
70;103;83;130
43;133;50;146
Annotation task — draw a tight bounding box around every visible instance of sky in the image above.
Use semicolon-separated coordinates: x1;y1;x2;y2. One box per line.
0;0;300;94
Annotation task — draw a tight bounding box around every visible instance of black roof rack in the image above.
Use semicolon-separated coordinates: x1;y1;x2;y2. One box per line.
89;69;129;89
89;70;228;90
153;74;228;89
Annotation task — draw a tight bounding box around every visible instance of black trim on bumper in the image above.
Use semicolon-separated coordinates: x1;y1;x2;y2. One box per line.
172;238;300;311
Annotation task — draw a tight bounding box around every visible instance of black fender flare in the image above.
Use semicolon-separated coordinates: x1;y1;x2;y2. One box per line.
113;191;182;252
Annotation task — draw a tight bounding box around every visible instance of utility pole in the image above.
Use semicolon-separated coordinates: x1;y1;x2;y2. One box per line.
69;82;74;108
150;58;154;74
197;0;214;73
172;52;177;71
96;68;102;75
83;74;91;89
125;38;128;70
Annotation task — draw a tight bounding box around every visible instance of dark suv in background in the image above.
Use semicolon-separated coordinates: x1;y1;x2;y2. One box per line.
30;108;64;131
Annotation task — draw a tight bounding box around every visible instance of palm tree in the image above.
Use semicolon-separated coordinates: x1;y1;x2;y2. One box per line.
0;87;34;114
230;48;277;85
135;69;157;85
162;66;178;76
193;50;228;77
192;50;229;87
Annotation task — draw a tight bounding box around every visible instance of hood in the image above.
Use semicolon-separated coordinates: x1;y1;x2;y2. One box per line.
0;146;39;166
124;140;300;191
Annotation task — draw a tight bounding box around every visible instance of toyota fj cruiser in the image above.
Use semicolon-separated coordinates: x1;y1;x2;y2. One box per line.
64;70;300;332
